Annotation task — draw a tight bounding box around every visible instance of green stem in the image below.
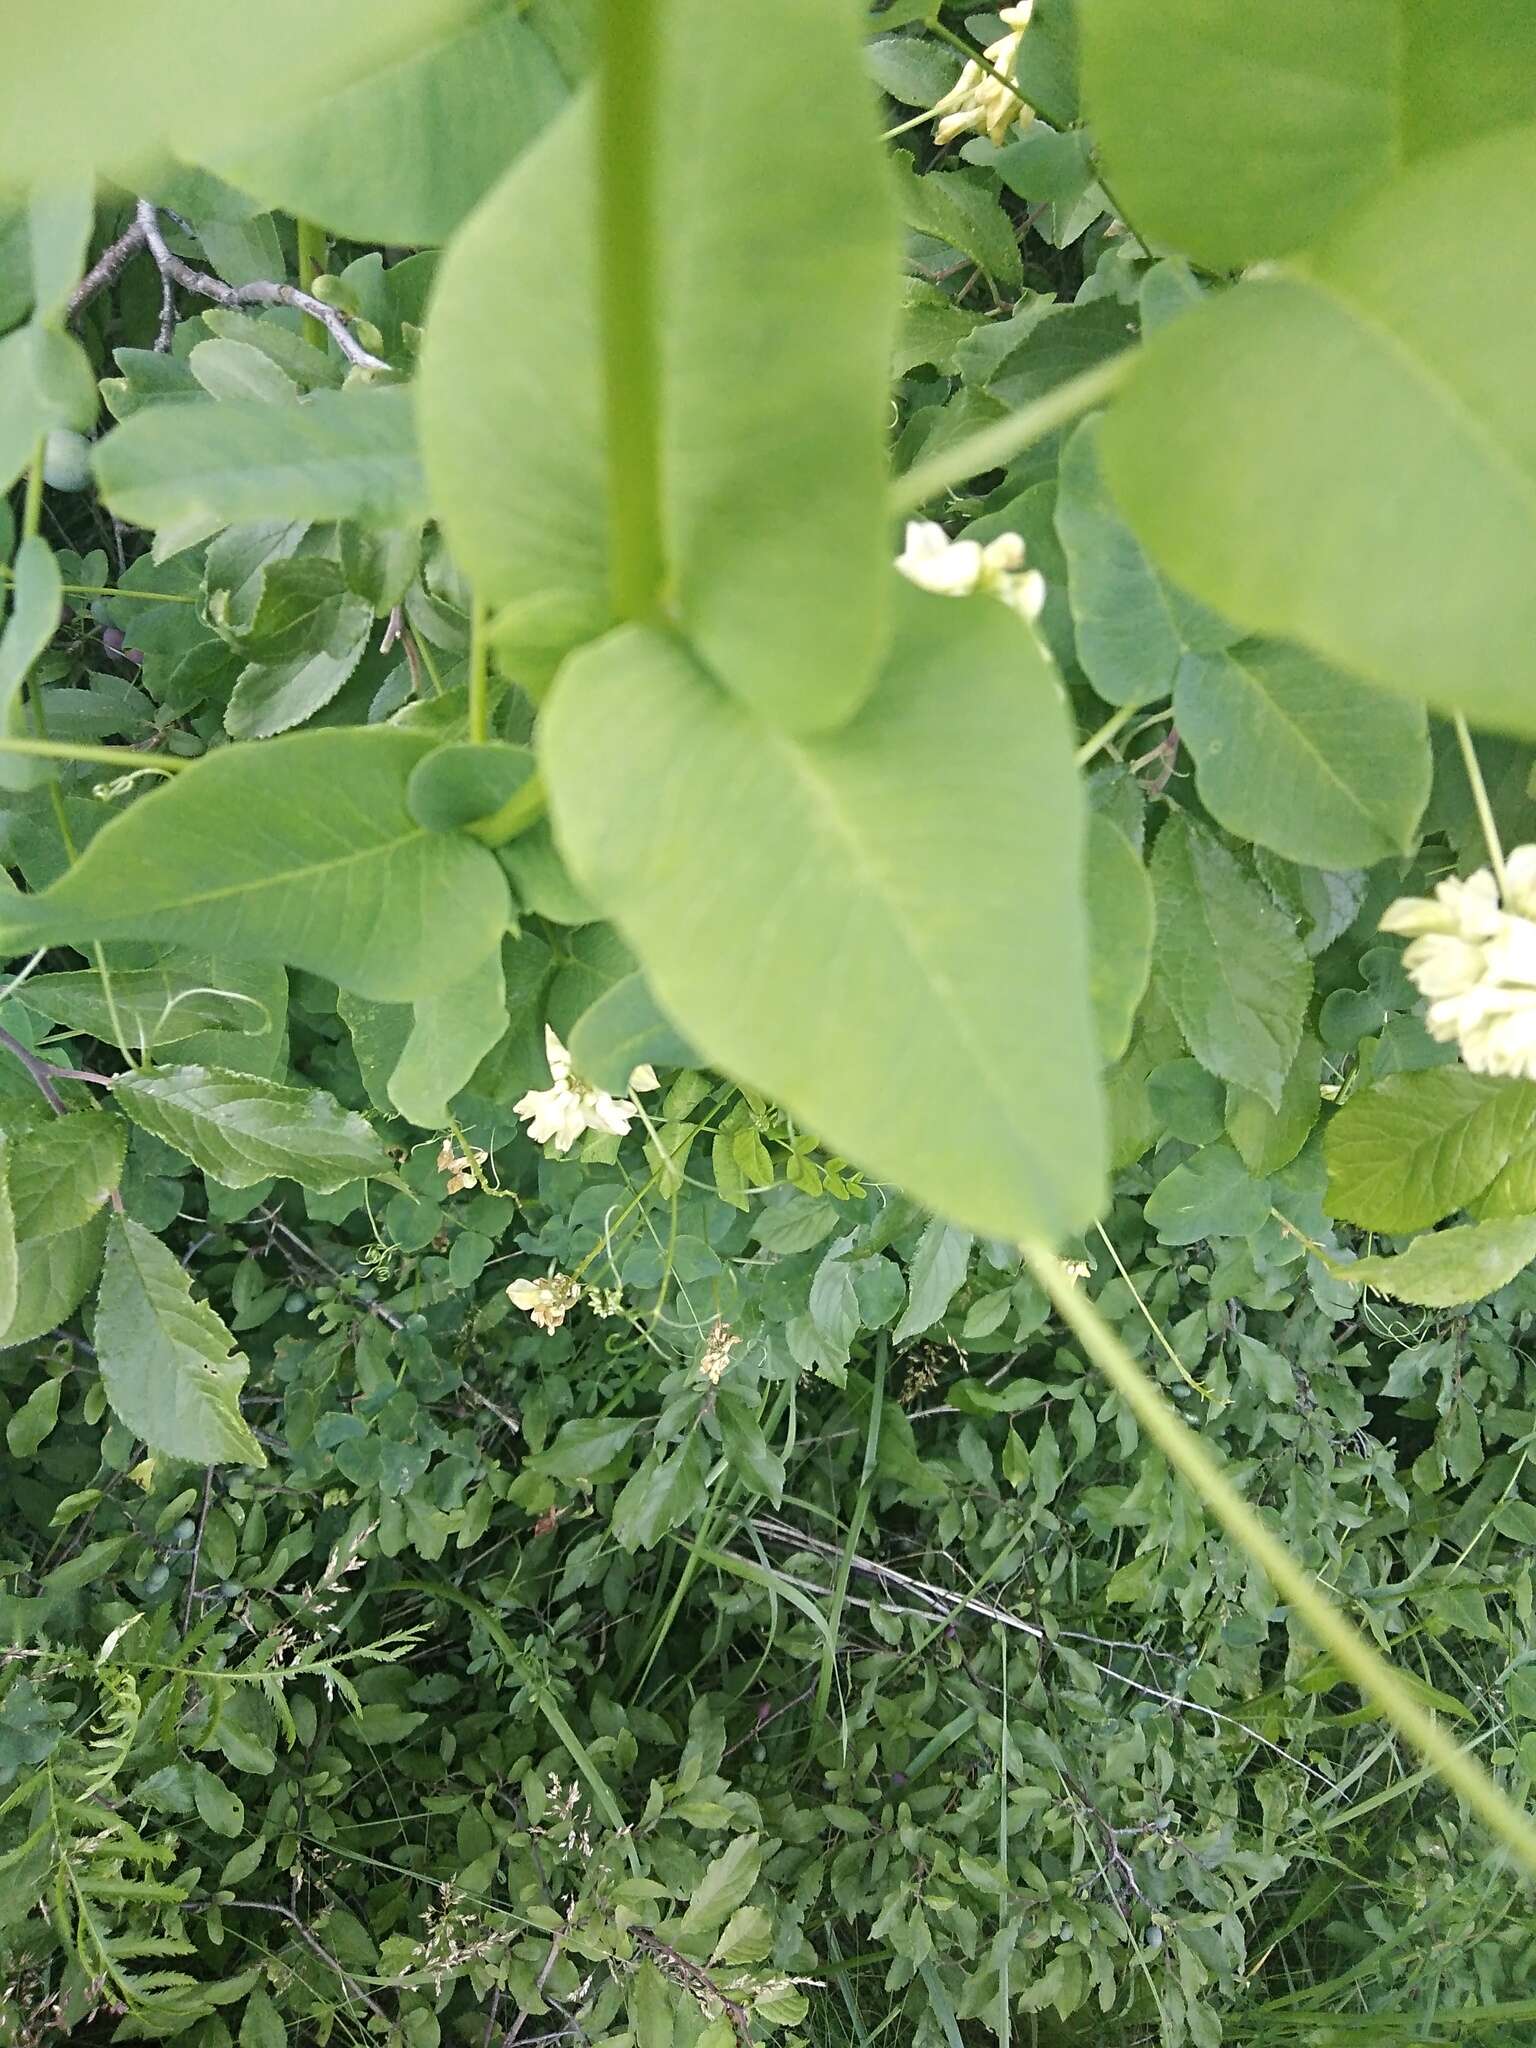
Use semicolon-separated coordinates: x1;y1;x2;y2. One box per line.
466;594;490;744
891;351;1135;513
1455;712;1509;897
598;0;666;622
22;445;45;543
1021;1240;1536;1875
1073;700;1140;769
464;772;546;847
296;219;329;354
0;737;187;775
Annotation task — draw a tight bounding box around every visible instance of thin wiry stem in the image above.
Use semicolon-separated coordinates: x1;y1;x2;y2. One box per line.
135;200;390;372
1455;712;1509;897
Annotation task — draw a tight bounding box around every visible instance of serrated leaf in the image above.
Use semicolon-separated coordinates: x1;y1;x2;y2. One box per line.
677;1832;761;1949
1145;1141;1270;1245
895;1219;973;1341
114;1064;389;1191
1102;128;1536;738
225;590;373;738
2;728;510;1001
710;1903;775;1968
0;1212;105;1351
1150;814;1310;1109
541;590;1104;1242
1173;641;1430;868
96;1215;264;1465
1336;1215;1536;1309
7;1112;125;1237
94;389;426;535
1324;1069;1536;1234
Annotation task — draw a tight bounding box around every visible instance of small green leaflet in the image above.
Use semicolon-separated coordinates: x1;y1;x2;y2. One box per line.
94;389;428;535
114;1065;390;1192
1;728;511;1002
1150;814;1310;1109
95;1216;264;1466
1332;1215;1536;1309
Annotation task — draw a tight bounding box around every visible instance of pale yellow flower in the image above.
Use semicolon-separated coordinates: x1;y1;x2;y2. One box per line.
895;520;1045;620
506;1270;582;1333
930;3;1035;148
1382;847;1536;1080
513;1027;658;1154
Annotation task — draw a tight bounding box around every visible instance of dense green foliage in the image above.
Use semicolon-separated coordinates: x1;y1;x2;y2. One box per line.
1;1;1536;2043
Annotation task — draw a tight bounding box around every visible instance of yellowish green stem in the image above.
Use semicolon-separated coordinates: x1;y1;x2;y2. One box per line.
466;594;491;744
296;219;329;354
1455;712;1509;897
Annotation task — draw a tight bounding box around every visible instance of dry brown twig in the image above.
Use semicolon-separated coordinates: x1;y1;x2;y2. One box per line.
132;201;391;371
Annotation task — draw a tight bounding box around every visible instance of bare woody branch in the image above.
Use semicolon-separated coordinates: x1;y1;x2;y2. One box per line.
67;217;149;322
133;200;391;373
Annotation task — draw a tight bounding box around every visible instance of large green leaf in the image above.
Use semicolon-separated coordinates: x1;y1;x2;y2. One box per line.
1150;815;1310;1110
95;1215;264;1466
114;1065;391;1192
542;587;1104;1242
1325;1069;1536;1234
1173;641;1431;868
1102;127;1536;738
0;324;96;496
1082;0;1536;269
1053;415;1232;706
1;0;476;192
94;390;427;536
1;729;510;1001
203;5;567;246
1336;1215;1536;1310
420;0;897;730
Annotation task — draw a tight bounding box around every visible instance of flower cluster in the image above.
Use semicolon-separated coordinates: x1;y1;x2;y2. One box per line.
1380;847;1536;1079
506;1269;582;1333
895;521;1045;621
435;1137;487;1195
930;3;1035;147
698;1317;740;1386
514;1027;658;1155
